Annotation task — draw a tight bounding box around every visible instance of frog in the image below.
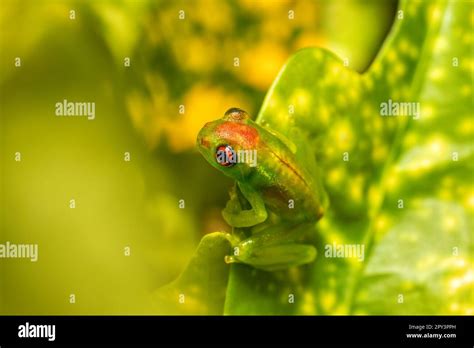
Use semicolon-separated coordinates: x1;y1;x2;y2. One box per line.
197;107;328;271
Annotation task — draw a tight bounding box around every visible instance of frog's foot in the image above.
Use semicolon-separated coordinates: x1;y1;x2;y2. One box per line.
222;206;267;228
224;243;317;272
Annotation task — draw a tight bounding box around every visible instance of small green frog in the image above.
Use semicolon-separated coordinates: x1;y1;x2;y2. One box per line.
197;108;327;271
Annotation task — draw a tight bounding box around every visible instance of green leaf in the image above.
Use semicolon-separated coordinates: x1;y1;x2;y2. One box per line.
224;0;473;315
151;232;231;314
160;0;472;315
353;199;472;314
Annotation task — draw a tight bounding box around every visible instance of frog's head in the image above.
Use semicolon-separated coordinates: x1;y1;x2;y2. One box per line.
197;108;260;181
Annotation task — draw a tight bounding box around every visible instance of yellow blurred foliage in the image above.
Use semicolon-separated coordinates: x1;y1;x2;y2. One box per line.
172;36;221;73
124;0;394;154
240;42;289;90
164;84;252;152
192;0;234;33
239;0;291;13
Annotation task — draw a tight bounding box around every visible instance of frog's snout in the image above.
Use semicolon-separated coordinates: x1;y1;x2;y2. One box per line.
197;123;213;150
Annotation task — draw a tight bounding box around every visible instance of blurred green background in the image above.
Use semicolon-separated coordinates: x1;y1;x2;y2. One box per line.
1;0;401;314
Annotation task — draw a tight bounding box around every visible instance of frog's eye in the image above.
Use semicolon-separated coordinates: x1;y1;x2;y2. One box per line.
216;145;236;167
224;107;249;122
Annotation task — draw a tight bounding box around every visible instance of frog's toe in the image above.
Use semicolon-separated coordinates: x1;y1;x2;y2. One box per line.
224;255;239;265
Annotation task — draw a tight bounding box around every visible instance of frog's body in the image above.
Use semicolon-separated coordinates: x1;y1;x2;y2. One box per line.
197;108;326;271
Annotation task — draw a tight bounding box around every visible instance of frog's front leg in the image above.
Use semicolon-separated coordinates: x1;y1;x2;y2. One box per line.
222;182;268;228
225;224;317;271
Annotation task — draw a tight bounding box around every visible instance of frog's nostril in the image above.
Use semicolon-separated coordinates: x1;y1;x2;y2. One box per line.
200;137;210;148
